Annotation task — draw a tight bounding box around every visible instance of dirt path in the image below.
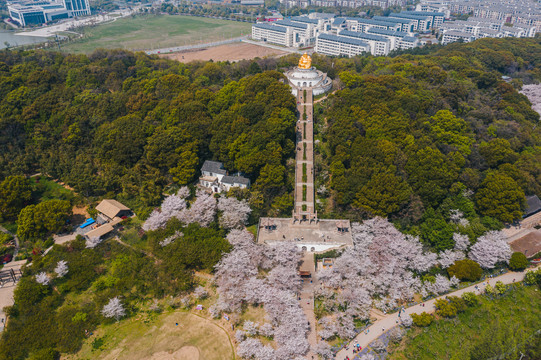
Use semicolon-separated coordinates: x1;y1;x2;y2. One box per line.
336;266;539;360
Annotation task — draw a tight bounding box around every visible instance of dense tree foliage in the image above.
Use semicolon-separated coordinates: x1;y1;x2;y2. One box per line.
17;200;72;241
447;259;483;282
0;175;32;221
308;37;541;251
508;251;529;271
0;50;296;217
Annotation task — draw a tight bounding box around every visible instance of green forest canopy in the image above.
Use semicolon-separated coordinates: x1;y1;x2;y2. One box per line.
0;37;540;246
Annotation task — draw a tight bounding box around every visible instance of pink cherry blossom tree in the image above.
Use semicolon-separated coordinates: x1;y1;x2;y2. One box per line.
36;272;50;285
468;230;511;269
54;260;68;277
218;197;251;229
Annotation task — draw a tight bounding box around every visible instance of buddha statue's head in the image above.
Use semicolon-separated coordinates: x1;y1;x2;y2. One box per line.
298;53;312;69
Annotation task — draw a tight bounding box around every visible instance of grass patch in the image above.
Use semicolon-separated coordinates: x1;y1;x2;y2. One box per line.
246;224;257;238
61;14;251;53
67;310;234;360
31;176;74;203
303;123;306;139
0;221;17;234
302;163;307;183
388;285;541;360
303;142;307;160
302;185;307;201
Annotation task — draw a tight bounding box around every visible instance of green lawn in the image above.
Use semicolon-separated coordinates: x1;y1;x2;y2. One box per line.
61;14;252;53
388;285;541;360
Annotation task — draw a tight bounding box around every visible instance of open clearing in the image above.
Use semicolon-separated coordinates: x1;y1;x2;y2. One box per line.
160;42;288;63
61;15;251;53
66;311;234;360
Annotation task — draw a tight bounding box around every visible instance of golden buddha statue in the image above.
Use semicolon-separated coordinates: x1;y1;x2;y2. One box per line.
298;53;312;69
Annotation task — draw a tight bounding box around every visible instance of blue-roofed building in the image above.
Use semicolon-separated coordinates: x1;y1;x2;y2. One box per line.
402;11;445;28
252;22;292;46
339;30;390;55
252;16;323;47
340;17;402;32
291;16;319;25
388;13;433;32
316;33;370;57
372;16;416;32
366;28;419;49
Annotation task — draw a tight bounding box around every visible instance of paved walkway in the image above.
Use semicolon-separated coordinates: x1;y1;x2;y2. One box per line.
0;260;26;332
294;89;316;218
336;267;538;360
146;36;247;55
299;252;317;358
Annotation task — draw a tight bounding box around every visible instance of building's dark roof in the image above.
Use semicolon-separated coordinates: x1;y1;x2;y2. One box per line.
291;16;319;24
275;19;308;29
201;160;227;175
402;36;419;43
340;30;389;43
253;23;288;33
367;27;411;38
525;195;541;217
333;17;346;26
390;13;432;21
318;33;370;48
372;16;415;25
403;10;445;17
346;17;400;29
221;175;251;186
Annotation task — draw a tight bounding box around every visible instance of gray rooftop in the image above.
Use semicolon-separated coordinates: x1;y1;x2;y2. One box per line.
201;160;227;175
525;195;541;217
221;175;251;186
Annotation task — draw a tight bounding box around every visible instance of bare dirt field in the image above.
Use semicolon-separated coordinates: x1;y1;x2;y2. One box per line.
160;42;288;63
510;230;541;256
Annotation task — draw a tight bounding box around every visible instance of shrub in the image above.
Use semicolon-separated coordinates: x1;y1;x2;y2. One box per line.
494;280;507;295
524;268;541;286
461;292;479;307
435;298;457;318
448;259;483;282
508;252;529;271
411;312;434;327
448;296;467;313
